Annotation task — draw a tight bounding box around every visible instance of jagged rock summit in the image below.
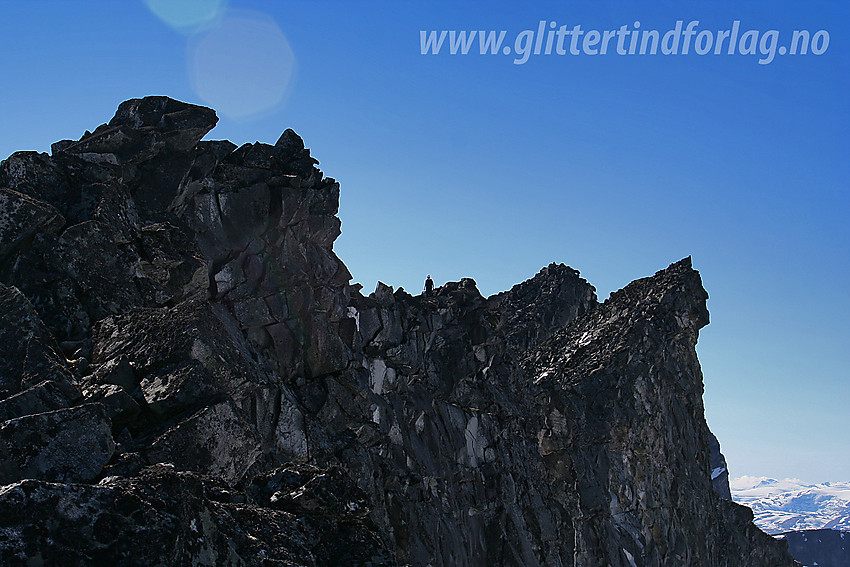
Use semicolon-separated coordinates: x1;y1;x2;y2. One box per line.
0;97;798;566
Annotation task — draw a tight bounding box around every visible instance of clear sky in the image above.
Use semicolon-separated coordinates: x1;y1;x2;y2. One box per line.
0;1;847;483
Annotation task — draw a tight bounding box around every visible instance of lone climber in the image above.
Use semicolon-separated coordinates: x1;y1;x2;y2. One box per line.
424;275;434;296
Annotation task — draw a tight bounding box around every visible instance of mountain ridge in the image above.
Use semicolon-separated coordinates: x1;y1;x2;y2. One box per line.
0;96;799;566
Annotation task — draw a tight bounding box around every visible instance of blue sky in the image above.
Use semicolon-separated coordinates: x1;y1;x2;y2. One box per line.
1;1;847;483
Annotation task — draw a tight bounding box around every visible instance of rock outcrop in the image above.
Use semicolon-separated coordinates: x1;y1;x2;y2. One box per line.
0;96;798;566
778;529;850;567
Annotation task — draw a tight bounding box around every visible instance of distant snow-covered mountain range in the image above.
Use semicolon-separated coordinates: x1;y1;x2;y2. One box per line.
731;476;850;535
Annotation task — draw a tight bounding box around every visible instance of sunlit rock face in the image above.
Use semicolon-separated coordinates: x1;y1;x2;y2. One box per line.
0;97;799;566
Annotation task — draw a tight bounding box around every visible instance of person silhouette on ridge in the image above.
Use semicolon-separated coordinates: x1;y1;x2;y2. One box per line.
424;275;434;297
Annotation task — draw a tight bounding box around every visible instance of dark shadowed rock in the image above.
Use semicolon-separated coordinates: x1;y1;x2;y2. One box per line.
250;464;370;520
145;399;263;483
520;258;791;566
0;464;394;567
0;283;68;400
0;188;64;260
93;302;259;401
709;430;733;499
108;96;218;151
778;529;849;567
487;262;597;353
81;383;142;433
0;380;81;423
0;403;114;484
0;97;799;567
49;96;218;218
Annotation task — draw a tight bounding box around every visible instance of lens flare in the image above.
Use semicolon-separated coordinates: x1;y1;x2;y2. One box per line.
188;12;296;121
143;0;227;33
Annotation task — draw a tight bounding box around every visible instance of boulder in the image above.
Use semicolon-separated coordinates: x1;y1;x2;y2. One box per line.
0;188;64;260
0;403;114;484
0;283;66;400
0;380;80;422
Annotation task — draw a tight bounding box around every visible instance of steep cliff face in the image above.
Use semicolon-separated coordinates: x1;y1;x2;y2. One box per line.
0;97;797;566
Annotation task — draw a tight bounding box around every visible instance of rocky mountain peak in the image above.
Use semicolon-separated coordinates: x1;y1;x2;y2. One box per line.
487;262;597;354
0;97;799;566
